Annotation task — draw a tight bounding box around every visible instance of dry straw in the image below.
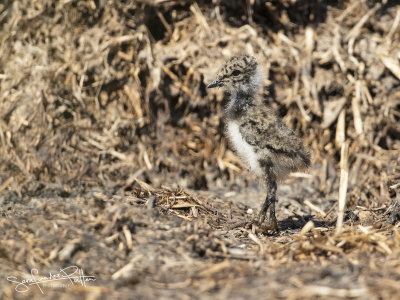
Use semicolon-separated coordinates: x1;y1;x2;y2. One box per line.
336;141;349;234
0;0;399;299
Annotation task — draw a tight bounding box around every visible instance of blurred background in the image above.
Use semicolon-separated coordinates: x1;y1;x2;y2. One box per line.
1;1;400;299
0;0;399;207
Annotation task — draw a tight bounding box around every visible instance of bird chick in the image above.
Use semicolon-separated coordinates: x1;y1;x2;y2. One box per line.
207;55;311;232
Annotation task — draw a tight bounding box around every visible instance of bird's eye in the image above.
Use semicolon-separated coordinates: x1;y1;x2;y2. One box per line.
232;70;241;76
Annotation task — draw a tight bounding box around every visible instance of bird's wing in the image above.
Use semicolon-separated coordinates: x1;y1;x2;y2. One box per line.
238;109;305;157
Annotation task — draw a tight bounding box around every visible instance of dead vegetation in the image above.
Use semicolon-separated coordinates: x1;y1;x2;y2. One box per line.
0;0;400;299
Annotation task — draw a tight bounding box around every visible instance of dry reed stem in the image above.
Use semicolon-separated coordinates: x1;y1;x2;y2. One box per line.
335;109;346;148
353;79;363;135
379;54;400;80
336;141;350;234
304;200;326;217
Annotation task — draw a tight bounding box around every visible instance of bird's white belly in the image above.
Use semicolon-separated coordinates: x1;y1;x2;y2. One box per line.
227;121;262;176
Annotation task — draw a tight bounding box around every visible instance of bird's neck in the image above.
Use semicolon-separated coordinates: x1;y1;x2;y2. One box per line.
226;89;257;119
226;66;263;118
230;89;257;105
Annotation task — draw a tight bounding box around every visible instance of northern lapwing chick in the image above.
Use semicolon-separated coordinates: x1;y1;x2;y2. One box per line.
207;55;311;232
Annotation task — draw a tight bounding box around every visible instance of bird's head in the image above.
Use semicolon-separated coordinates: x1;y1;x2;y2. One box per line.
207;55;262;95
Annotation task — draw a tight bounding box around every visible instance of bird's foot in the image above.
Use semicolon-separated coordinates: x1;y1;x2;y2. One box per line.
254;209;278;234
255;217;278;234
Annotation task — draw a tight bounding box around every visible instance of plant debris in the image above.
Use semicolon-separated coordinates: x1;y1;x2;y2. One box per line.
0;0;399;299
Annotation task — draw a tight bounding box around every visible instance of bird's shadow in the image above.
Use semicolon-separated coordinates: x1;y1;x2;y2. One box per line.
277;214;332;232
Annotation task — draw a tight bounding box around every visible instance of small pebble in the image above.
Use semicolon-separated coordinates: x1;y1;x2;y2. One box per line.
358;210;374;225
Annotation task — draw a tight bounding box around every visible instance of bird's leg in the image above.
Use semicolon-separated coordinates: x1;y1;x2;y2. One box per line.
257;181;278;232
257;193;271;225
266;181;278;231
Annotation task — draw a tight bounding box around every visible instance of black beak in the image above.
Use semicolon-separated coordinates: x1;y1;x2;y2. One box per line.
207;78;223;88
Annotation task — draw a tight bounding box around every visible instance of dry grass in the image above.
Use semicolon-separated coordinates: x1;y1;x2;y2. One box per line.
0;0;399;299
1;189;400;299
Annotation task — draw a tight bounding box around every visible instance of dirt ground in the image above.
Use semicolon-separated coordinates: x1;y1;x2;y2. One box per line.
1;0;400;299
